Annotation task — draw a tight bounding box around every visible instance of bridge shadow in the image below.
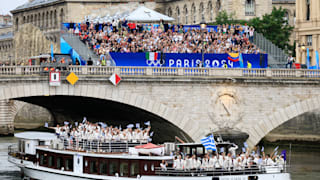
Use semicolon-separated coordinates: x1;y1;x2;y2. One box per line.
14;95;193;144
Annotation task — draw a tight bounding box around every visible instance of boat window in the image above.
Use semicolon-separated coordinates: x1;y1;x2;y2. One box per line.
130;162;139;177
90;160;98;174
99;160;108;175
109;160;119;176
39;154;47;166
48;156;54;167
197;147;203;155
144;164;148;172
151;164;155;171
65;158;73;171
120;162;129;177
56;157;64;169
39;141;45;146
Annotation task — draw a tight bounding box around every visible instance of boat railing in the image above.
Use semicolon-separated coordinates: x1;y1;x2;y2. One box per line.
155;165;289;176
55;137;148;153
8;144;19;157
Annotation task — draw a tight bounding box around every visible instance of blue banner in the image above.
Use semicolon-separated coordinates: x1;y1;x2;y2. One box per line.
110;53;268;68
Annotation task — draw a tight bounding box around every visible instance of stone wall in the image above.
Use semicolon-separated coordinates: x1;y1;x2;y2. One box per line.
14;101;54;129
13;23;59;64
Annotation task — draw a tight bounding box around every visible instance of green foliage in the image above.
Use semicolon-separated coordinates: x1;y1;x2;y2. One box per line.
248;7;294;52
213;7;294;53
214;10;236;25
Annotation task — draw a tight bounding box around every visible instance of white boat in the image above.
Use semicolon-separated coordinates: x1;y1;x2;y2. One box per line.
8;132;291;180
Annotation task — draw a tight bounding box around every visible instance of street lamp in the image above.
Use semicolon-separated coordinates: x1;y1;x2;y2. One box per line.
200;19;207;66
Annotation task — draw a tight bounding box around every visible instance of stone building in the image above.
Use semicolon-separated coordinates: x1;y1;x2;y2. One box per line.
163;0;273;25
295;0;320;65
0;0;297;64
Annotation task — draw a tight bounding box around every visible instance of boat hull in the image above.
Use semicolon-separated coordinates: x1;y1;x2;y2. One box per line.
20;166;291;180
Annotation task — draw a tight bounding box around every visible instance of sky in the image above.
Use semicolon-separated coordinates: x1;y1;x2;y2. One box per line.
0;0;28;15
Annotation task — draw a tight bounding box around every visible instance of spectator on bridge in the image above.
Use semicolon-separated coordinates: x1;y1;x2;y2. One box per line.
286;55;294;69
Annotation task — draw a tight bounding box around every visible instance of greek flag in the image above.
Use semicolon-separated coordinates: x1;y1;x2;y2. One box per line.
200;135;216;151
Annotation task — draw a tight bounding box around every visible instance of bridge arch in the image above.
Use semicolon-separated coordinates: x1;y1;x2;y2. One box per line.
246;96;320;147
0;82;203;142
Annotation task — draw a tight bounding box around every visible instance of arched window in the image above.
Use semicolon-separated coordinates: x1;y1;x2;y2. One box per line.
54;10;58;27
245;0;255;16
306;0;310;21
46;12;49;28
42;12;45;29
208;1;213;22
35;14;37;26
60;9;64;25
216;0;221;11
167;7;172;17
284;10;289;25
30;15;33;24
184;5;188;24
199;2;205;22
191;3;196;24
23;16;26;24
15;18;19;31
176;6;180;24
50;11;53;28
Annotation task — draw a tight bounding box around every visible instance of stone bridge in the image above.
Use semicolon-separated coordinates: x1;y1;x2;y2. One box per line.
1;66;320;147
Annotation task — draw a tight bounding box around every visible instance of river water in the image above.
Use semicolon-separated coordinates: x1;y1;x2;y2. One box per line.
0;137;319;180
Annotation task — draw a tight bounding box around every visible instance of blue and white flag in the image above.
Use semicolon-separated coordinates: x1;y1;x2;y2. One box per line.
64;121;69;125
82;117;87;123
136;123;140;129
274;146;279;152
119;125;122;131
144;121;151;126
243;142;248;148
150;131;154;137
127;124;134;129
220;147;224;153
242;147;246;153
44;122;48;128
261;146;264;152
75;122;78;127
200;135;216;151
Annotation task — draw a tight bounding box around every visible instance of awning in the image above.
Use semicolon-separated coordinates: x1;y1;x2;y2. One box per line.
126;6;175;22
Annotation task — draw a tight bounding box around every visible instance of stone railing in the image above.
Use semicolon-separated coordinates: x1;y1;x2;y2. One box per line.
0;66;319;79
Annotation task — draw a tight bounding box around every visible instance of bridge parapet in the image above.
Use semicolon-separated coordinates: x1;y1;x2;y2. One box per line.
0;66;319;79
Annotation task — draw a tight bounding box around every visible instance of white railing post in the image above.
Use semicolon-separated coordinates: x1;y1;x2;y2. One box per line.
178;68;184;76
266;69;272;77
146;67;153;76
295;70;302;78
15;66;22;75
82;66;88;75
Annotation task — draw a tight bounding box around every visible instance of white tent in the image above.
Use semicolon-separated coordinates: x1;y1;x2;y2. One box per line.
126;6;175;22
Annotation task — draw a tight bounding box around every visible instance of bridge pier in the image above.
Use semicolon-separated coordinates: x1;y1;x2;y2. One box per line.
0;99;14;135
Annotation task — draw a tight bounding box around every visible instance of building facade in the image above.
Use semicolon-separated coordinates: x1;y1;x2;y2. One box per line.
295;0;320;65
163;0;273;25
0;0;296;64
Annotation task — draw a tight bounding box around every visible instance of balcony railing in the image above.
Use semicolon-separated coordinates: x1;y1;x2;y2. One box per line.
0;66;319;79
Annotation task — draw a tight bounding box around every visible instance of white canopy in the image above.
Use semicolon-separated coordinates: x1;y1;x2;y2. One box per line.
126;6;175;22
15;132;57;141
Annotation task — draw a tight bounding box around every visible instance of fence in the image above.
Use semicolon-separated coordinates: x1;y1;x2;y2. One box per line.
0;66;320;79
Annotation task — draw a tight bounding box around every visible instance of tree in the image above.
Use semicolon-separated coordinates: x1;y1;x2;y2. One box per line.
214;10;236;25
248;7;294;53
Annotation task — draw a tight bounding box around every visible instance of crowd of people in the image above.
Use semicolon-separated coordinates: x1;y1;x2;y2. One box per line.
52;119;152;143
67;20;260;59
164;150;285;172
